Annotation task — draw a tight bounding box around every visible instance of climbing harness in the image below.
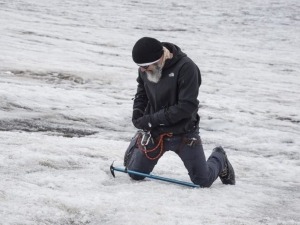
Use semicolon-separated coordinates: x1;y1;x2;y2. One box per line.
137;131;173;160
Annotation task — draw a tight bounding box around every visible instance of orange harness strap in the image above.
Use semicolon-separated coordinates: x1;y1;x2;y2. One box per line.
137;133;173;160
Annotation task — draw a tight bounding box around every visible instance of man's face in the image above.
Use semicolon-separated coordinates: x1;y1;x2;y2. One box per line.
143;62;163;83
139;57;163;83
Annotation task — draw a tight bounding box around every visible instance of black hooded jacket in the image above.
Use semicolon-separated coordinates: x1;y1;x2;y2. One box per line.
133;42;201;136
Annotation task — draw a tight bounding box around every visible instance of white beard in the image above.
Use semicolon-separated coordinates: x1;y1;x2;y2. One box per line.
145;64;162;83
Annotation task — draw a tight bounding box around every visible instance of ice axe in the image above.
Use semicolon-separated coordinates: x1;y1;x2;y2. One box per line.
110;161;200;188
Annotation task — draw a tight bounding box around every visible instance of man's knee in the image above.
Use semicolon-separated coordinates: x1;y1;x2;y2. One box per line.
129;173;146;181
191;176;212;188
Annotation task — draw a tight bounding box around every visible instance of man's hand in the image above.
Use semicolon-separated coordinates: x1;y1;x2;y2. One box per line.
132;109;171;132
132;115;152;131
132;108;144;121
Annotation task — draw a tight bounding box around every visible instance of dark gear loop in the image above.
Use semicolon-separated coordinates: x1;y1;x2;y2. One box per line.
174;135;202;153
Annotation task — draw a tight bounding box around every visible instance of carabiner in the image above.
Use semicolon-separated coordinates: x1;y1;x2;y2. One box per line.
141;131;152;146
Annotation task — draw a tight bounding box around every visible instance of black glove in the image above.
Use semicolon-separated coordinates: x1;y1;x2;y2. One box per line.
132;115;152;131
132;108;144;121
132;109;171;131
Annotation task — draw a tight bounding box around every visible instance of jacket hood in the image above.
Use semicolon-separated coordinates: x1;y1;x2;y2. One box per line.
161;42;187;70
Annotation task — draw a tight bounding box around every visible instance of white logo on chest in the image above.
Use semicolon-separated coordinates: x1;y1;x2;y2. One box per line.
168;73;175;77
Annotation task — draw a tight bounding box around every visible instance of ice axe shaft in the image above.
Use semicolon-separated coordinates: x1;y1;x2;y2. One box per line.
110;162;200;188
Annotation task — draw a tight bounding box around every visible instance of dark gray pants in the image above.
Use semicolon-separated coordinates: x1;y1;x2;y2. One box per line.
126;131;226;187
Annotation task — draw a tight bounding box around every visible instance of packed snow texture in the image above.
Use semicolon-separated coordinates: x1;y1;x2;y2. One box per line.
0;0;299;224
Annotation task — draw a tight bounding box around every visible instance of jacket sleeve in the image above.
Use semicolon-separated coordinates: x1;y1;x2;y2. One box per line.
133;73;148;115
150;62;201;126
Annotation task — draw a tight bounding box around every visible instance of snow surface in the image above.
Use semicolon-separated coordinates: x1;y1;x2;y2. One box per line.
0;0;299;224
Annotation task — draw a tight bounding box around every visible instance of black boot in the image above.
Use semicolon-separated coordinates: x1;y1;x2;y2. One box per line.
213;146;236;185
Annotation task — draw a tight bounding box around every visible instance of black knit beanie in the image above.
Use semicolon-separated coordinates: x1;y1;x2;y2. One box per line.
132;37;164;65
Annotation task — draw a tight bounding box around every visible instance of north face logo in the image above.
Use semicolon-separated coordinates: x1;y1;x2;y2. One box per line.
169;73;175;77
